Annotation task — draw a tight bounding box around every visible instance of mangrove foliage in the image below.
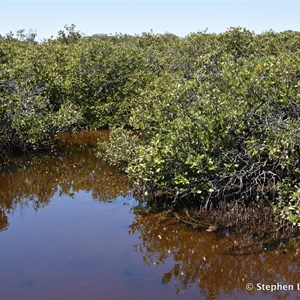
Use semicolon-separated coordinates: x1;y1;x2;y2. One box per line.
1;26;300;227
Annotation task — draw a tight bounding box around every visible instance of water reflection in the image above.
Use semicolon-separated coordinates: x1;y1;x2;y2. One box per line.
1;131;300;299
0;131;128;231
130;210;300;299
0;208;8;231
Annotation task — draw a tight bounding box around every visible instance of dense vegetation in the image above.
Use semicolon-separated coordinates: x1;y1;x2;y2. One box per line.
1;26;300;227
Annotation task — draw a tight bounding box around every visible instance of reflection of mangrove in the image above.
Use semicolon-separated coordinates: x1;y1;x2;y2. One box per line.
58;130;109;147
0;140;128;229
130;210;300;299
0;209;8;232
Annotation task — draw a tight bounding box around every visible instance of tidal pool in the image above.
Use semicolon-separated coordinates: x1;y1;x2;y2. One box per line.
0;132;300;300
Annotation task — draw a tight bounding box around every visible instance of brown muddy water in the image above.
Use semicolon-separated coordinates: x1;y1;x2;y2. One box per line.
1;132;300;300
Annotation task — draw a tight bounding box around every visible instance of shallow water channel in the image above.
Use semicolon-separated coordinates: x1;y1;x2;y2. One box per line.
1;132;300;300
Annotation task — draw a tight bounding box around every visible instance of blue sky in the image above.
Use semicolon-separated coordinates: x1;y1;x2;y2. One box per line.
0;1;299;40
